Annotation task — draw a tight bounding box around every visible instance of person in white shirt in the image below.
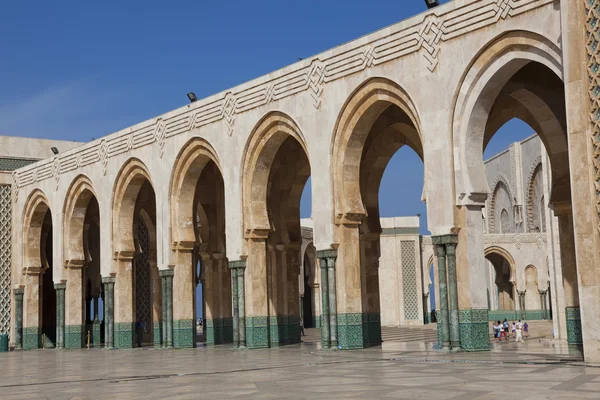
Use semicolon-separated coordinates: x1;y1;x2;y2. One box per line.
515;320;523;343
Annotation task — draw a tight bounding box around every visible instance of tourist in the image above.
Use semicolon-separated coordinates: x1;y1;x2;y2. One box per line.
516;320;524;343
523;321;529;338
135;320;144;347
511;321;516;338
300;318;305;337
499;320;508;341
493;321;500;342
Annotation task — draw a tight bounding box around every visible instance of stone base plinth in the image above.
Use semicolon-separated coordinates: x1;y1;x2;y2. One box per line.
173;319;195;348
245;316;268;349
115;322;134;348
336;313;381;350
566;307;582;345
23;327;40;350
458;309;490;352
206;318;233;345
65;325;85;349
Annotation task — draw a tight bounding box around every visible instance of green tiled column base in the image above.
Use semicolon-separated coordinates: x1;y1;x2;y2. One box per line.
206;318;233;345
458;309;490;351
337;313;381;350
23;327;40;350
436;309;446;348
245;316;269;349
566;307;583;345
153;321;162;347
488;310;547;321
173;319;195;348
65;325;85;349
312;316;321;328
92;322;102;346
268;316;301;346
114;322;134;348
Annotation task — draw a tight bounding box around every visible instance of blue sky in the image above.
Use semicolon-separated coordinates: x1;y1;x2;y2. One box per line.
0;0;533;232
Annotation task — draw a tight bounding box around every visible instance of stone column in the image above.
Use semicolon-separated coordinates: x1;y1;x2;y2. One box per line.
446;240;461;351
114;257;134;348
23;269;42;350
317;251;330;349
433;242;450;351
102;276;115;349
92;295;101;346
327;251;338;348
237;262;246;348
160;270;167;347
54;283;66;349
230;267;239;348
159;269;174;348
14;288;24;350
65;264;85;349
172;247;195;349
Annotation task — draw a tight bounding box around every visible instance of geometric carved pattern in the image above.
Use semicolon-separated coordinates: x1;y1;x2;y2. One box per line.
0;185;11;335
401;241;419;321
524;158;543;232
586;0;600;236
484;233;546;249
488;174;514;233
13;0;554;191
135;217;151;335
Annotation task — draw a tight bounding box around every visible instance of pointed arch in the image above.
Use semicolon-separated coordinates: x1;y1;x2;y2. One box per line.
170;137;222;249
484;246;516;283
22;189;51;272
452;30;565;204
242;111;309;238
63;174;98;266
331;77;422;224
112;158;153;257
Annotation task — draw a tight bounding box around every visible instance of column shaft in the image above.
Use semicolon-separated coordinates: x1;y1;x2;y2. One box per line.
319;257;330;349
161;272;167;347
435;244;450;350
327;256;337;348
159;270;174;348
102;277;115;348
14;288;24;350
237;266;246;348
55;283;66;349
231;268;239;347
446;243;460;350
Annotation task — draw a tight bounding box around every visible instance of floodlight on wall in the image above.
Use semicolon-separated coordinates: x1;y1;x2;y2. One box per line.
51;147;59;155
424;0;439;9
187;92;198;103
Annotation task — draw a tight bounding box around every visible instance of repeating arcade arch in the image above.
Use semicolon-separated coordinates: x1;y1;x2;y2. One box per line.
331;77;422;224
63;175;98;266
112;158;153;258
487;174;515;233
484;246;516;283
22;189;51;271
525;159;544;232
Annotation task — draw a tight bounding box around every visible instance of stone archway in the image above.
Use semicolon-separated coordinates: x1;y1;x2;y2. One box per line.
331;77;423;349
62;175;101;348
170;137;230;346
21;189;53;349
242;111;310;348
111;158;159;348
485;247;516;311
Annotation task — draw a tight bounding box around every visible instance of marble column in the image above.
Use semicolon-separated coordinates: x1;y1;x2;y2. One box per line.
160;270;167;347
434;242;450;351
231;267;239;348
317;253;330;349
159;269;174;348
54;283;66;349
237;263;246;348
327;252;338;348
446;241;461;351
14;288;24;350
102;276;115;349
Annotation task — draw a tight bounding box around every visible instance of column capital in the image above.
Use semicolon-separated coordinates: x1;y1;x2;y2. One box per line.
316;249;337;260
101;276;116;284
159;269;175;277
431;234;459;246
13;288;24;296
228;260;246;270
434;243;446;257
54;283;66;290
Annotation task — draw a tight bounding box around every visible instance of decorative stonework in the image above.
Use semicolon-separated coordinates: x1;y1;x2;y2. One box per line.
0;185;11;336
400;241;419;321
268;316;301;346
13;0;554;191
488;174;514;233
114;322;134;348
65;325;84;349
336;313;381;350
566;307;582;345
245;316;269;349
23;326;40;350
458;309;490;351
206;318;233;345
173;319;195;348
484;233;546;249
524;158;543;232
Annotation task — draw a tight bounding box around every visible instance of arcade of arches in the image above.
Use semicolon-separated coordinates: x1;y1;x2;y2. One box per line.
9;1;600;361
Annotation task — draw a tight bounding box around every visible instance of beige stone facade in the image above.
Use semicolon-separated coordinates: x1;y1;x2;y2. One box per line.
6;0;600;360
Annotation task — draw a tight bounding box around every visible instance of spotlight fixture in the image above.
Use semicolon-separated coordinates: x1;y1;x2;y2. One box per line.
51;147;59;155
424;0;439;9
187;92;198;103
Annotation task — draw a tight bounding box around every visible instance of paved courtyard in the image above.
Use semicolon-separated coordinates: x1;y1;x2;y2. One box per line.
1;326;598;399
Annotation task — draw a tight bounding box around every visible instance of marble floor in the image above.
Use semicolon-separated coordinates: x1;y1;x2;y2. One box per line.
1;326;597;399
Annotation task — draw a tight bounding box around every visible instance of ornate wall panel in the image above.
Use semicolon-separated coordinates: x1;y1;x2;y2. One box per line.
135;217;151;333
401;240;419;321
0;185;11;335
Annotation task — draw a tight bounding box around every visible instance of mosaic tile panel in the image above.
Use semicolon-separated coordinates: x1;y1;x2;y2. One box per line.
92;321;102;346
268;316;301;346
206;318;234;345
173;319;195;348
134;217;151;337
114;322;134;348
245;316;269;349
0;185;11;336
153;321;162;347
337;313;381;350
65;325;84;349
458;309;490;351
23;327;40;350
566;307;582;345
400;240;419;321
488;309;547;321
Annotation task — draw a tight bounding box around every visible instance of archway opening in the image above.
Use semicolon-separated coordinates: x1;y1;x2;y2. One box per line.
40;210;55;346
486;252;514;311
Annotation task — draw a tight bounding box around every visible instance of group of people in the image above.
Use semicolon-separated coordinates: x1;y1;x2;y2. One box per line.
493;319;529;343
